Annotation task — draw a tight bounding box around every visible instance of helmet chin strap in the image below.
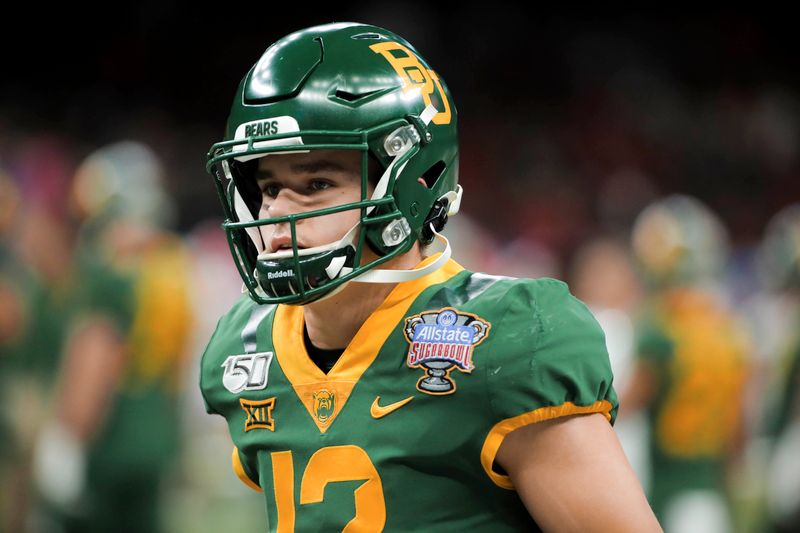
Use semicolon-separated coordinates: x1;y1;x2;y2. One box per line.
349;226;451;284
301;225;451;304
260;216;452;285
257;224;451;303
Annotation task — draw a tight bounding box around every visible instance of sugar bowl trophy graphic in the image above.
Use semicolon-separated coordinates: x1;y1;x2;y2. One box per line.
404;308;491;394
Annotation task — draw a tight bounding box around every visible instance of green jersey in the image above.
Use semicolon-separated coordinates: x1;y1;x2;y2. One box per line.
635;288;748;517
78;234;192;480
63;232;193;533
200;257;617;532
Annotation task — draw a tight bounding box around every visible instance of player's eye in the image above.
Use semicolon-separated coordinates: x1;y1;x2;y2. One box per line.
309;179;332;192
261;182;282;198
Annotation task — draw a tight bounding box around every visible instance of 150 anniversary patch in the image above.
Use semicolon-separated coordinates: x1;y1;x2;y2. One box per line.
404;308;490;395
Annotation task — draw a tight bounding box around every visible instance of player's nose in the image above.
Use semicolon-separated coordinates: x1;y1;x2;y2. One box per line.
257;222;295;254
263;188;292;218
260;192;302;253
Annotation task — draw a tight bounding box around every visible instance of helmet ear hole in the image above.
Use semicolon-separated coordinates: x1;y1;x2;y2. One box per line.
420;161;446;189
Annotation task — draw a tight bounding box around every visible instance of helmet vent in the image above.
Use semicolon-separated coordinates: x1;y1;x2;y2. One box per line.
421;161;446;189
334;88;381;102
329;86;396;107
351;32;383;40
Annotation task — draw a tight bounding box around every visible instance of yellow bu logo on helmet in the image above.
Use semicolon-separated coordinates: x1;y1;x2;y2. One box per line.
370;42;452;125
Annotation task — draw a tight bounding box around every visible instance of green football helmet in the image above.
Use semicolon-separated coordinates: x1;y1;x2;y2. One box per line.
631;194;729;287
206;22;462;305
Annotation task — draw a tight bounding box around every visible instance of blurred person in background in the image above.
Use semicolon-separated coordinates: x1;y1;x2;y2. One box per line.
0;137;78;532
623;194;750;533
29;140;194;533
0;168;29;532
751;204;800;533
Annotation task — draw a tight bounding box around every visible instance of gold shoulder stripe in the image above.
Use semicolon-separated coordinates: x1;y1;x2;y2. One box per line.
480;400;613;490
232;446;263;493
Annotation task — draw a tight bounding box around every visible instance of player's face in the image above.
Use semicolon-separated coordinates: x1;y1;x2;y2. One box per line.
256;150;374;253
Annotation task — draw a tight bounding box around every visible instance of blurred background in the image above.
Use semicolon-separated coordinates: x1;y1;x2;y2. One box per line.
1;6;799;533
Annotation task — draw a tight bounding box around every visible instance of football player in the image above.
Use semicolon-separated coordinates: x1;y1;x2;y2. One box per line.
755;204;800;532
31;140;193;533
625;195;749;533
201;22;660;532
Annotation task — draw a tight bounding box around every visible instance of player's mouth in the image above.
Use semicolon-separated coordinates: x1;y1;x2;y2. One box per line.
263;242;309;258
269;235;306;253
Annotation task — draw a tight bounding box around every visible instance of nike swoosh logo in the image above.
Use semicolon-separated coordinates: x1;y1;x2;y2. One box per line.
370;396;413;419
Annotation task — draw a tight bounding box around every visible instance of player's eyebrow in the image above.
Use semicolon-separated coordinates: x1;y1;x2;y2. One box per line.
256;159;351;181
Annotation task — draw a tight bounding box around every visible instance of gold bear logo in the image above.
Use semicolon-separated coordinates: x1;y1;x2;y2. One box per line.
312;389;335;424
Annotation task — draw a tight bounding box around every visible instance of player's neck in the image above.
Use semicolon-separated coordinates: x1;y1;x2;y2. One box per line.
303;244;424;350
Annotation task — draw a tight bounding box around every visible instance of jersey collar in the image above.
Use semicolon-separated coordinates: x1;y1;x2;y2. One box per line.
272;253;464;432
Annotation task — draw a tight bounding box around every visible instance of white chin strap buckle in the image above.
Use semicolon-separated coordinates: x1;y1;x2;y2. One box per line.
443;185;463;216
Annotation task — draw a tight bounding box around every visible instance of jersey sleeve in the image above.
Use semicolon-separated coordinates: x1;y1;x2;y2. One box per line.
198;316;224;416
198;297;267;492
481;278;618;488
198;295;256;416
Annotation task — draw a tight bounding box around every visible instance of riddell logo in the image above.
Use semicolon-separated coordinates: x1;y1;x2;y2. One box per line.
267;270;294;280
